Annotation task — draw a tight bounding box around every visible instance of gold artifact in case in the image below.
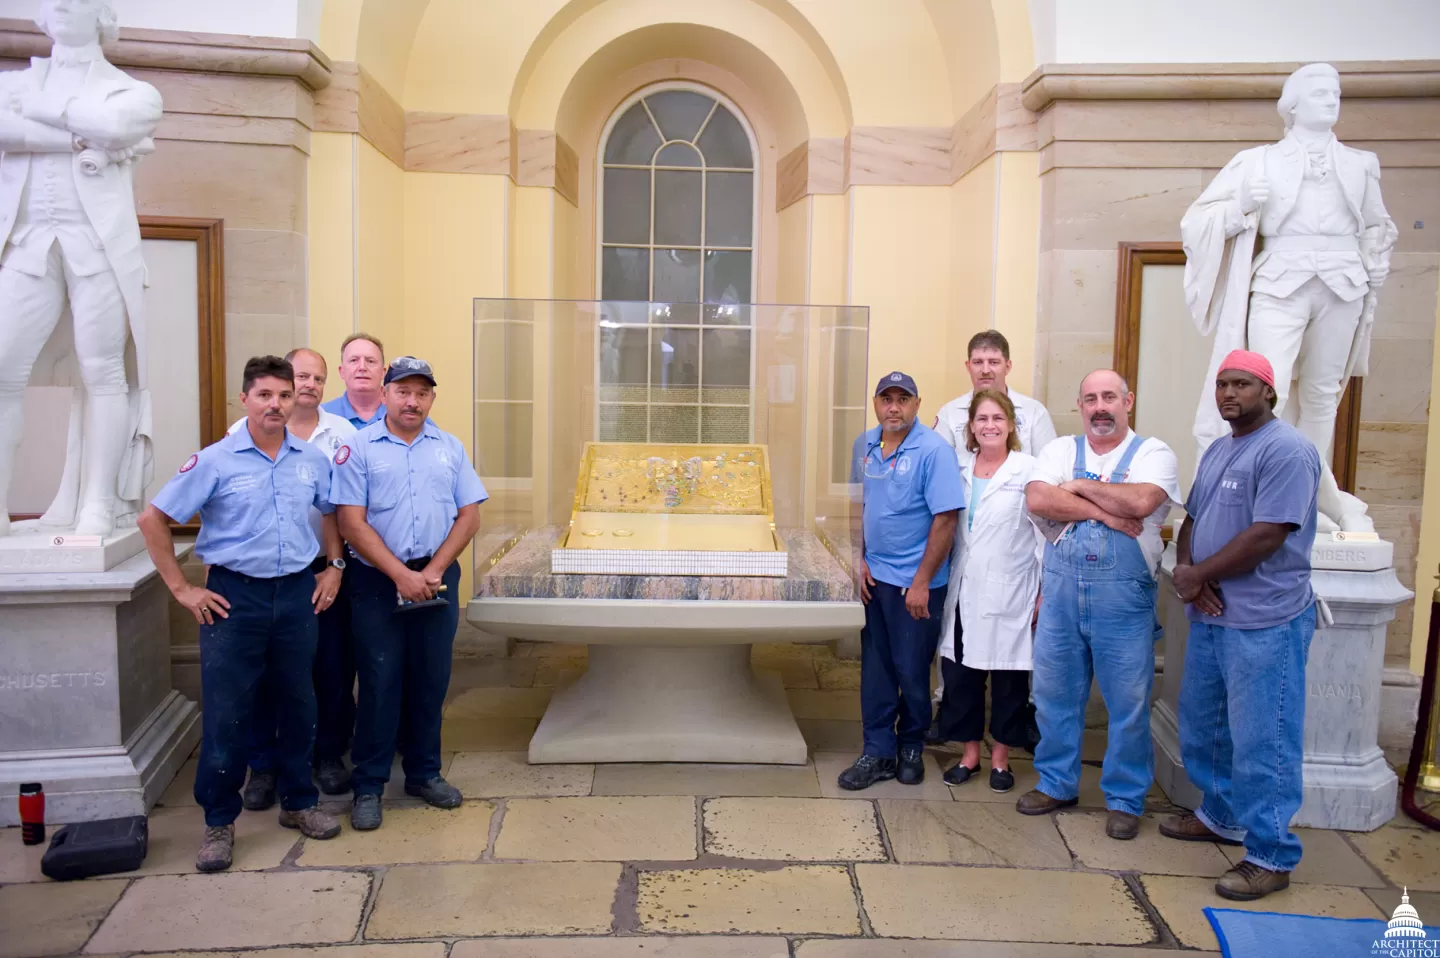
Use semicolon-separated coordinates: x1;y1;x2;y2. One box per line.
552;442;787;576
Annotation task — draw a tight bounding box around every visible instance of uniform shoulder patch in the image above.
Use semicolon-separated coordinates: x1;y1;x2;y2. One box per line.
178;454;199;474
334;445;351;465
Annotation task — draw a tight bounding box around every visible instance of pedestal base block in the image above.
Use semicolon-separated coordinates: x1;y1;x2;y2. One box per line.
529;644;808;765
0;547;199;824
1151;544;1410;832
0;526;145;574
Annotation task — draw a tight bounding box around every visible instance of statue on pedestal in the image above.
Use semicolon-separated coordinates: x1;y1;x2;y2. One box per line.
0;0;161;538
1181;63;1398;532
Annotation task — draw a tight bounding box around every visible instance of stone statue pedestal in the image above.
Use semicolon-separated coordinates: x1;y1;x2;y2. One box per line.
1152;541;1410;832
0;527;146;574
0;546;200;825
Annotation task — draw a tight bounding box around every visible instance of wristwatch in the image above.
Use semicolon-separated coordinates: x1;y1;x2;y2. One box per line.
329;557;347;571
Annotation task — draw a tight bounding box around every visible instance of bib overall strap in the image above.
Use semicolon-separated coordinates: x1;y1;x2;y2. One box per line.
1108;434;1144;484
1071;435;1088;480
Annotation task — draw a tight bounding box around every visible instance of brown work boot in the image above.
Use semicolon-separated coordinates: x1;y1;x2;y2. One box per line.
1160;811;1243;846
278;805;341;840
1216;860;1290;901
195;824;234;872
1106;810;1140;840
1015;789;1079;816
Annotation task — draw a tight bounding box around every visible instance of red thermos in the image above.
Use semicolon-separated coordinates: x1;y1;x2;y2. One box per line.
19;783;44;845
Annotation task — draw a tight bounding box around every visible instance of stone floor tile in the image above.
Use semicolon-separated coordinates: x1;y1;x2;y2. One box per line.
856;863;1154;943
85;870;370;953
156;757;199;806
880;800;1073;867
592;761;821;797
798;719;864;752
0;878;127;958
445;687;554;719
532;663;585;688
795;942;1187;957
452;940;790;957
1082;729;1108;762
0;827;47;883
815;659;861;690
1057;810;1231;876
447;655;539;692
145;946;445;958
495;797;697;861
126;806;299;875
441;717;538;751
814;751;952;801
786;689;862;721
1387;801;1440;829
310;754;456;803
637;866;860;935
447;751;594;797
1139;874;1383;950
1219;828;1386;887
296;802;495;866
516;641;588;660
753;642;825;665
1367;886;1440;918
703;797;885;861
365;862;621;938
1349;822;1440;890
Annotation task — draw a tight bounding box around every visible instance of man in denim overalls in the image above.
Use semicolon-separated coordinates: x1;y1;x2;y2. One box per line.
1019;370;1182;840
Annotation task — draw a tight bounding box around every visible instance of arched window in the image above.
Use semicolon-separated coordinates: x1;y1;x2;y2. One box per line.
596;84;757;444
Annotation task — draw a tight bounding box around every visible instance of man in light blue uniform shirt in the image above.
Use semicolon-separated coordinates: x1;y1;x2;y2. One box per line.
838;372;965;791
331;356;486;831
322;332;387;428
138;356;344;873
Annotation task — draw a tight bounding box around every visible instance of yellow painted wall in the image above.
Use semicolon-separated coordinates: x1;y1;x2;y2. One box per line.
1411;279;1440;671
947;156;998;396
992;150;1041;394
847;185;955;410
809;193;848;306
356;138;407;360
308;132;356;402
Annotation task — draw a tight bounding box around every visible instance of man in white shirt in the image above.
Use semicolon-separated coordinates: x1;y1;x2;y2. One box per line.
226;348;358;804
929;330;1057;747
1018;370;1182;842
933;331;1058;462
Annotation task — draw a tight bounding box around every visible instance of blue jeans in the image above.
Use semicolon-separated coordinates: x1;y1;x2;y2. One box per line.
861;579;945;758
1032;522;1158;816
249;560;357;771
349;559;460;796
193;567;319;826
1180;606;1316;872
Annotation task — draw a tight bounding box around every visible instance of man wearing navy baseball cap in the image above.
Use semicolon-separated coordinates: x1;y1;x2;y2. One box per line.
839;371;965;790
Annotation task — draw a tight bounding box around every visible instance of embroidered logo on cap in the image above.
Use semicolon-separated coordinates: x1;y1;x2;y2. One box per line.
335;445;351;465
179;454;198;474
891;373;902;381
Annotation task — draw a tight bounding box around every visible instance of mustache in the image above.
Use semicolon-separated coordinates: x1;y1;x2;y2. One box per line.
1088;412;1115;421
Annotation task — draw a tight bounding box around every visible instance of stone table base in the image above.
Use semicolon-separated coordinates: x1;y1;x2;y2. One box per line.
530;645;805;764
472;528;863;765
1152;543;1410;832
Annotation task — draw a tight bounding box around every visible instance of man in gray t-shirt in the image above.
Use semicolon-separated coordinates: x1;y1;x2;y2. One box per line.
1159;350;1321;904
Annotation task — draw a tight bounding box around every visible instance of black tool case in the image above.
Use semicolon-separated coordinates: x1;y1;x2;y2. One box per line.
40;815;148;881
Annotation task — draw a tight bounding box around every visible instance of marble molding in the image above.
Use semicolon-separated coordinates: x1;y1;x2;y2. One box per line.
1022;60;1440;112
1152;545;1411;831
516;130;580;205
0;548;200;825
0;18;334;93
406;113;511;175
0;527;145;574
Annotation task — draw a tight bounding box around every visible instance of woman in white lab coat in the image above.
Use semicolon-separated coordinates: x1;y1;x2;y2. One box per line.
936;390;1042;792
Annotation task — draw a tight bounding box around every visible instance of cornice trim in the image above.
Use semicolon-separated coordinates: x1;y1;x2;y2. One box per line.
0;18;333;91
1022;60;1440;112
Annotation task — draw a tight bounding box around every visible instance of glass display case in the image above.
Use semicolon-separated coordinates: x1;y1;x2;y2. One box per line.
471;300;869;583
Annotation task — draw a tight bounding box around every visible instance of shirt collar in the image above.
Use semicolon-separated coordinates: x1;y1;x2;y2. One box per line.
229;422;304;459
866;422;925;458
50;43;103;67
1284;131;1336;154
372;419;441;445
337;392;385;424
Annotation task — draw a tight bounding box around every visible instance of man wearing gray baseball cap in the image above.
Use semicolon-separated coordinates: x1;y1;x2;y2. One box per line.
839;372;965;790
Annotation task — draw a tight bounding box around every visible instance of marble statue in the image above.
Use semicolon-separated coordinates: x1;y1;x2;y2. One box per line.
1181;63;1397;533
0;0;161;538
